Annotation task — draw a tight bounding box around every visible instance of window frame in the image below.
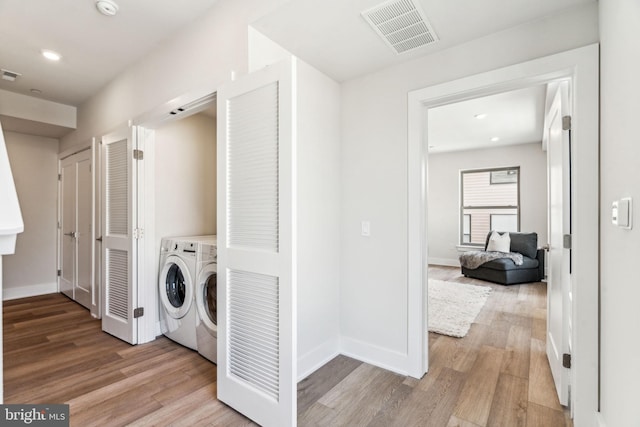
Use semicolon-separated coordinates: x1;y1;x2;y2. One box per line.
460;166;521;246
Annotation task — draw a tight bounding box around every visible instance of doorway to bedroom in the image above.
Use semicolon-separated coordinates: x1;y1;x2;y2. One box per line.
409;45;600;423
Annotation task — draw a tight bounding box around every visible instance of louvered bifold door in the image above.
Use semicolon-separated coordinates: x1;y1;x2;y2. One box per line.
217;59;296;427
101;124;138;345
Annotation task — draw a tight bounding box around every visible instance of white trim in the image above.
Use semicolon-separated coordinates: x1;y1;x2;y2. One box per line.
408;44;599;425
596;412;607;427
340;336;411;376
427;257;459;267
297;338;340;382
3;282;58;301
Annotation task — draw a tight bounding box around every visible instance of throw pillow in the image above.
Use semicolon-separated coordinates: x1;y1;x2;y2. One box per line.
509;232;538;259
486;231;510;253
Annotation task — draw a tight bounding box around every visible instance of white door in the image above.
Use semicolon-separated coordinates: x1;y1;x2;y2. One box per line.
101;124;139;344
546;82;571;405
59;149;92;309
217;59;296;427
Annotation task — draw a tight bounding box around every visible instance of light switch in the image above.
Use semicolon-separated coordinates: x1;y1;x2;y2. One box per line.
361;221;371;237
612;197;632;229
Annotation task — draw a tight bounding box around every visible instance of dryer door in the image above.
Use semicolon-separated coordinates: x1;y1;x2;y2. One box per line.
159;255;193;319
197;263;217;335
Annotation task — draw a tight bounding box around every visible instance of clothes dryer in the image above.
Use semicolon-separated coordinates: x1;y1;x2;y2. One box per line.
195;237;217;363
158;237;199;350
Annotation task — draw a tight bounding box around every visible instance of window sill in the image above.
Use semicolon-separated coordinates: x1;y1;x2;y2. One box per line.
456;245;483;252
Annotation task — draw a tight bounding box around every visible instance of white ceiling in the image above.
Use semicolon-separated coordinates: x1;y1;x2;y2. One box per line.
253;0;594;82
0;0;592;143
427;85;547;153
0;0;220;106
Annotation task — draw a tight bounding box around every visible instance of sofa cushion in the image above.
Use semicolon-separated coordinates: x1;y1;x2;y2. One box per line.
479;256;539;271
509;232;538;259
486;231;510;253
484;231;538;259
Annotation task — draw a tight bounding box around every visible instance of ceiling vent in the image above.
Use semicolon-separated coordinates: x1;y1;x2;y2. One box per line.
362;0;439;55
1;69;21;82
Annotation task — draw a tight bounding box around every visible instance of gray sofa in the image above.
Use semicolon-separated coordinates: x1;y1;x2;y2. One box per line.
461;231;545;285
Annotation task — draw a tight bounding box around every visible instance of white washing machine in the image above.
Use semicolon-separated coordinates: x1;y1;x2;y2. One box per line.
158;236;211;350
195;236;217;363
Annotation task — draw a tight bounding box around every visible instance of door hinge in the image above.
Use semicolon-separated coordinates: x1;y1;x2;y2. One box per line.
57;269;61;277
133;149;144;160
563;234;572;249
563;353;572;369
58;173;62;181
562;115;572;131
133;307;144;318
133;228;144;239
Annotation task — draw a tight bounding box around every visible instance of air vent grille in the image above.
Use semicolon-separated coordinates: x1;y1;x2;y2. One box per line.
1;69;21;82
362;0;439;55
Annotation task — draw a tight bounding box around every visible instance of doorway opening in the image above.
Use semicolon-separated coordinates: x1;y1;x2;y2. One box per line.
407;44;599;424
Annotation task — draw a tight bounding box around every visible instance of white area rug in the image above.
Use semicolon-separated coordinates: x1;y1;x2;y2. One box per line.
428;279;492;338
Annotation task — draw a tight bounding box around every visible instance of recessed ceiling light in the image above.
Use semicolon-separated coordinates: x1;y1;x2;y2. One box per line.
96;0;119;16
491;137;500;142
42;49;62;61
30;89;42;94
474;113;487;120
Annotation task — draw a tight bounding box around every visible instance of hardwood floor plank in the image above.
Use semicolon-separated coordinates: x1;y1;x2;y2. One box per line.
453;345;505;426
369;367;465;427
447;415;483;427
297;354;363;414
528;338;563;411
501;325;532;379
486;373;528;427
526;402;569;427
318;364;407;426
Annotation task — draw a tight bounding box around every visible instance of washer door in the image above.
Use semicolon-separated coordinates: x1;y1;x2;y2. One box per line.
159;255;193;319
196;263;217;334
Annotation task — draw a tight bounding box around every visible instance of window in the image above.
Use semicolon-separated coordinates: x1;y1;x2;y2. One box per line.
462;214;471;243
460;167;520;246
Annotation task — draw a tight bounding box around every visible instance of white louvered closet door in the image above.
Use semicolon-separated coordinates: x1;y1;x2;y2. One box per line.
217;59;296;427
101;124;138;344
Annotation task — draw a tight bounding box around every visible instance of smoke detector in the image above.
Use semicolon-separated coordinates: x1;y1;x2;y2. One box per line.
362;0;439;55
96;0;119;16
1;69;21;82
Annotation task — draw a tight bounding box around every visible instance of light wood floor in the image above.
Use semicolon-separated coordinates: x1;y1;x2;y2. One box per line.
4;266;570;426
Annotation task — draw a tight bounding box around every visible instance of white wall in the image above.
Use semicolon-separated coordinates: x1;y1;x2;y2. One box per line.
60;0;289;153
339;3;598;373
296;60;341;380
428;143;548;266
3;131;59;299
154;112;217;257
598;1;640;425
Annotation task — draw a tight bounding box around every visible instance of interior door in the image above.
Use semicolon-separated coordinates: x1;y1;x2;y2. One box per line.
217;59;296;427
546;82;571;405
101;124;138;344
59;149;92;309
60;155;77;299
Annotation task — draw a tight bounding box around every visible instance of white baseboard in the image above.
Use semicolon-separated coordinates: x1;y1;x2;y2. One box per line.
3;282;58;300
339;335;409;377
428;257;459;267
297;338;340;382
596;412;607;427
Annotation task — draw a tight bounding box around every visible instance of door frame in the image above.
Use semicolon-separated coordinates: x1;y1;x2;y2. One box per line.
131;86;218;344
407;44;599;424
58;142;99;317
